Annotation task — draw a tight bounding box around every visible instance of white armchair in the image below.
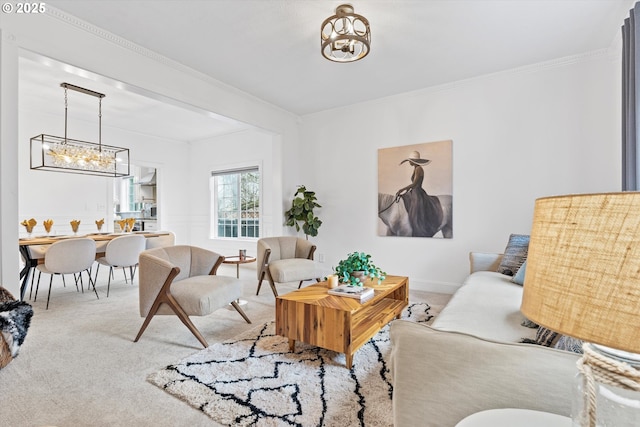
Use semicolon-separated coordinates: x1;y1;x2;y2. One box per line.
134;245;250;347
256;237;325;297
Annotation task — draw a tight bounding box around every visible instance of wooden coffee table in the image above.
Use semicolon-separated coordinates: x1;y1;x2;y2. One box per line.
275;275;409;369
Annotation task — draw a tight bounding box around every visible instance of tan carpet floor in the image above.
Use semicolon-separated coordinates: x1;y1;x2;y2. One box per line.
0;267;450;427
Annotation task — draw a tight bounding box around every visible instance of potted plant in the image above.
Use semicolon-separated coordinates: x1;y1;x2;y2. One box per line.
334;252;386;286
284;185;322;238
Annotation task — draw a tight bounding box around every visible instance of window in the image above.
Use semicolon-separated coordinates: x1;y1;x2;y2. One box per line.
211;167;260;238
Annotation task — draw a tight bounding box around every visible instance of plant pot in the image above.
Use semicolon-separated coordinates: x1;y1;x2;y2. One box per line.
350;271;368;285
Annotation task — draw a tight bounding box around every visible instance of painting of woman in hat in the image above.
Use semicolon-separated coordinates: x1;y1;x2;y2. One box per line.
378;141;453;238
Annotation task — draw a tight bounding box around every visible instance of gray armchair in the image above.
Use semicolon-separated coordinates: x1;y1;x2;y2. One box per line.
256;237;325;297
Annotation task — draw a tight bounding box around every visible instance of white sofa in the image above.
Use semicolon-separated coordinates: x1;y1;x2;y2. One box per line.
389;252;580;427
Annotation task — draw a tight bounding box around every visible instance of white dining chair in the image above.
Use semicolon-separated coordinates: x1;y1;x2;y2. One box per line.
34;238;97;309
94;234;146;297
144;231;176;250
22;244;50;300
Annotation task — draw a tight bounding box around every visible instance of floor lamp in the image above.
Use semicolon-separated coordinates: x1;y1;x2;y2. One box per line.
521;192;640;426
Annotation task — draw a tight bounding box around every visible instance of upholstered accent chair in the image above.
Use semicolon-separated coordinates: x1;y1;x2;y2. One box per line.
134;245;251;347
256;237;325;297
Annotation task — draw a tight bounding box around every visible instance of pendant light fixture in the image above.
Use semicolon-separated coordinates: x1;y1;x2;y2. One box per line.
321;4;371;63
30;83;130;177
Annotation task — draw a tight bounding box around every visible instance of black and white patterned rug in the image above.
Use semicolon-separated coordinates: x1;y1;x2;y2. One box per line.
148;302;433;427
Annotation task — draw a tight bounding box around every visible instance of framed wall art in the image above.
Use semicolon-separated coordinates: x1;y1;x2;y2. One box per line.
378;140;453;238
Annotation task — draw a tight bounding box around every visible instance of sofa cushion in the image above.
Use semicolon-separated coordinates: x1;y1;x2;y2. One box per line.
432;271;537;342
390;321;580;427
497;234;529;276
554;335;584;354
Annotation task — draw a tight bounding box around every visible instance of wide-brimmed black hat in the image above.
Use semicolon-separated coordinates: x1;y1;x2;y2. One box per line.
400;150;431;166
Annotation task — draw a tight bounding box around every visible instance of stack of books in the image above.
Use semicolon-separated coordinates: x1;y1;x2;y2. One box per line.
328;284;374;301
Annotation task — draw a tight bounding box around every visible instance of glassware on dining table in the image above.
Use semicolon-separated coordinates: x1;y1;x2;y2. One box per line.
95;218;105;232
70;219;81;235
43;219;54;236
21;218;37;239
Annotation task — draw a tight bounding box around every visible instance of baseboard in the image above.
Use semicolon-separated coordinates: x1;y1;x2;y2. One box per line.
408;278;460;295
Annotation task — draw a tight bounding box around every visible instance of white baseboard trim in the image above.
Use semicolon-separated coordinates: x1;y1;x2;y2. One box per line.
408;279;461;295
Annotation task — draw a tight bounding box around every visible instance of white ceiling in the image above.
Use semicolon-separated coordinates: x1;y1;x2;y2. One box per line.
21;0;635;141
19;54;250;142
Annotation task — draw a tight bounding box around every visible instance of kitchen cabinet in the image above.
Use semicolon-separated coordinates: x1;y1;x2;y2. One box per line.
114;165;158;226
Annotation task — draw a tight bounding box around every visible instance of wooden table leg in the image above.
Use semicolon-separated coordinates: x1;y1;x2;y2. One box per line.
346;353;353;370
288;338;296;352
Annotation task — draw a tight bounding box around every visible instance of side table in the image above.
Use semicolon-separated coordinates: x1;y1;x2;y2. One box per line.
223;255;256;278
223;255;256;309
456;408;571;427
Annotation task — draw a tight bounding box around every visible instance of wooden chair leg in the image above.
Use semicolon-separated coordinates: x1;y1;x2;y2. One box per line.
230;301;252;324
266;269;278;297
134;267;209;348
256;271;265;295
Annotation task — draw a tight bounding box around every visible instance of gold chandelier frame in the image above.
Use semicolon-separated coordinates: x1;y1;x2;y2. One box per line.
30;82;130;177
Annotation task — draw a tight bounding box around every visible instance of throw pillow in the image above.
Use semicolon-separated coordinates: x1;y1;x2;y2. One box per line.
511;260;527;285
521;326;559;347
521;317;538;328
554;335;584;354
497;234;530;276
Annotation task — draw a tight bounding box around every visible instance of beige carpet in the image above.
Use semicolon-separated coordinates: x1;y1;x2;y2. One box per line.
0;267;450;427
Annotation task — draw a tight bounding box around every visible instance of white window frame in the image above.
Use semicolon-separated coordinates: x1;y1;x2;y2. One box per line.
210;163;262;240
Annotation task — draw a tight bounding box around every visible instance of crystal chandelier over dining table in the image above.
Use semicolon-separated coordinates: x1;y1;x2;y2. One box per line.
30;83;130;177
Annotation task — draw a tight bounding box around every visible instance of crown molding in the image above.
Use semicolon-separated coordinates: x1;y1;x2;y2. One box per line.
44;6;299;120
409;47;618;99
308;46;619;117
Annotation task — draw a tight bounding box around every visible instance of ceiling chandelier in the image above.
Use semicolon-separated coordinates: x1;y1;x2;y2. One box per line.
30;83;130;177
321;4;371;63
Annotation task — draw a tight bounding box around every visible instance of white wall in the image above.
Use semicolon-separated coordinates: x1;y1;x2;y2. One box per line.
18;108;191;240
0;10;301;296
187;129;280;260
0;9;624;297
301;52;621;293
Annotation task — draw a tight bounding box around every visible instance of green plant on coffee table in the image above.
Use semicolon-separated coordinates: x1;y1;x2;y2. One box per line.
334;252;386;286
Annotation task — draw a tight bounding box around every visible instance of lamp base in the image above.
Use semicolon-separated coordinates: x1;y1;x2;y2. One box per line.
572;343;640;426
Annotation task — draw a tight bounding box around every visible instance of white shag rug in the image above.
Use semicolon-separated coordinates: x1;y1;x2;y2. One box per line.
148;302;433;427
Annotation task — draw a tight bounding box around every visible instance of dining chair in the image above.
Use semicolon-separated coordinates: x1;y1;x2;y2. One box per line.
21;244;50;300
94;234;147;297
144;231;176;250
33;238;97;309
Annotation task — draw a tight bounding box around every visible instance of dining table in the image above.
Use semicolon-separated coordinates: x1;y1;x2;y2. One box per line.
18;231;170;301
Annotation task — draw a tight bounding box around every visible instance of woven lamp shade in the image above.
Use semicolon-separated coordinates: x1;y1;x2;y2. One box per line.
521;192;640;354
